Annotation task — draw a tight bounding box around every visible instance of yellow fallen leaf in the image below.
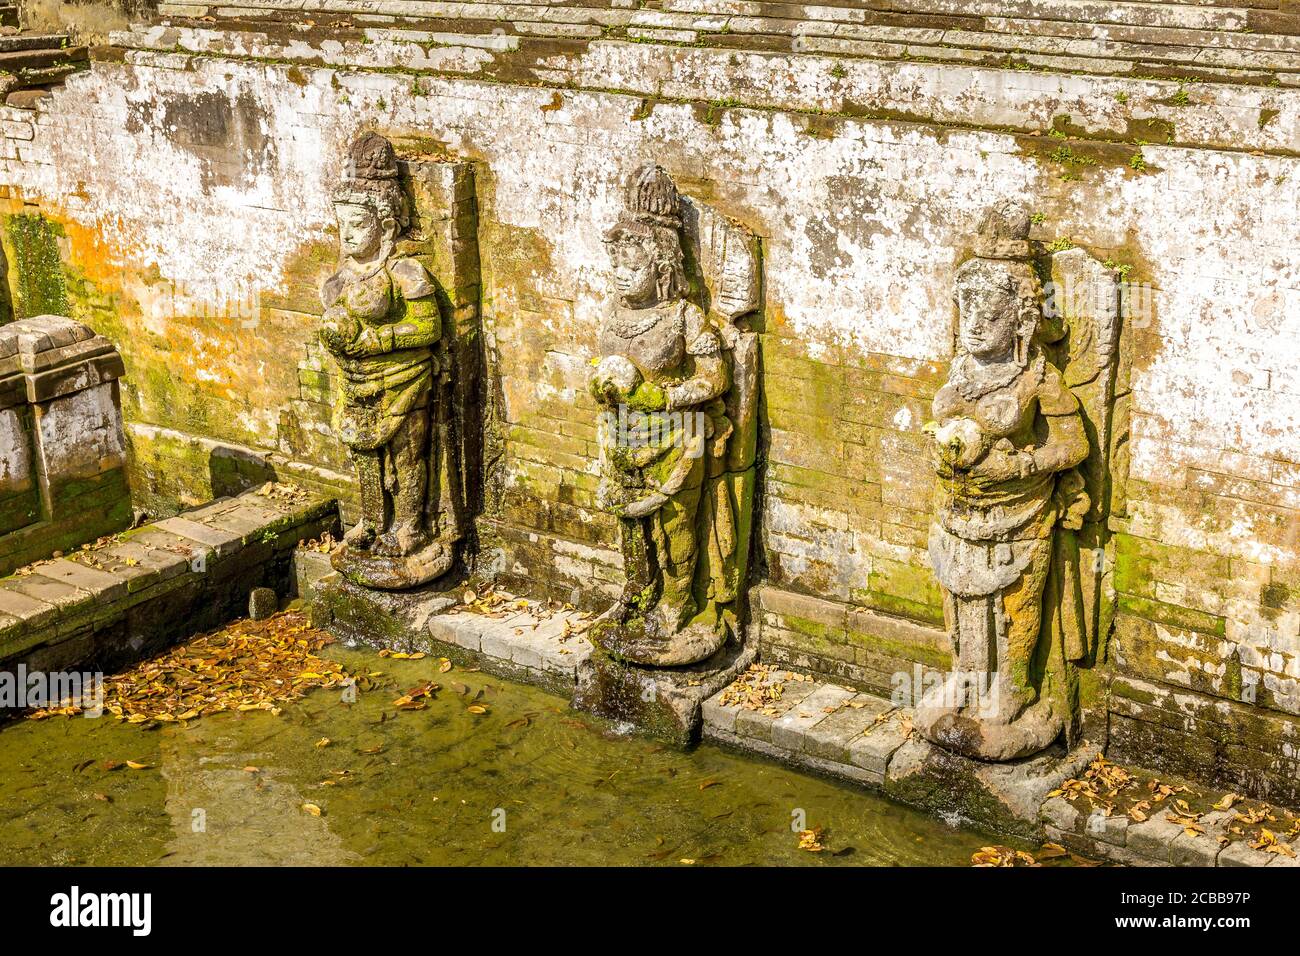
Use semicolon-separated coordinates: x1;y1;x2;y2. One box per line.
316;737;331;748
467;705;488;715
125;761;151;770
302;803;322;817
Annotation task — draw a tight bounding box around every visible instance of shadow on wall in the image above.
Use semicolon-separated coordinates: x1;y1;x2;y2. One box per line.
21;0;155;43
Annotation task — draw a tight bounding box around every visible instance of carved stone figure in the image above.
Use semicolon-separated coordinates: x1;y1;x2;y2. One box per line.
916;204;1098;761
320;133;457;590
587;165;760;667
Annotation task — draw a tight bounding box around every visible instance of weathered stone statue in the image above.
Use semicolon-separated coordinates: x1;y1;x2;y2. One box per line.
320;133;456;590
916;204;1097;761
586;164;760;668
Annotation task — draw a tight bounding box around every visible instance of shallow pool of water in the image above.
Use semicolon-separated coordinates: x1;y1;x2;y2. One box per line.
0;644;1013;866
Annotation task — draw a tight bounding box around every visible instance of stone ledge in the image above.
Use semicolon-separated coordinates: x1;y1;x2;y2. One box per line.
313;575;595;698
0;487;338;675
109;22;1300;156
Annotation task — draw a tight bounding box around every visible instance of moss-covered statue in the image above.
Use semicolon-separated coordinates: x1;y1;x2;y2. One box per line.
916;204;1101;761
319;133;455;590
587;164;761;667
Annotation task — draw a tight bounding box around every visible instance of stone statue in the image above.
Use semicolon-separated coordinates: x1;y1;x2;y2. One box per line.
587;164;760;667
916;203;1095;761
320;132;456;589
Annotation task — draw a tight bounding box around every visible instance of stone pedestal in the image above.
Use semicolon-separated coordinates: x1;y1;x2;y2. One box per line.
573;641;756;746
0;315;130;575
883;737;1099;840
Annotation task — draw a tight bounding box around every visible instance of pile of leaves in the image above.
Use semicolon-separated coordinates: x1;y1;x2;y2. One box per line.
258;481;312;506
718;662;813;714
1049;754;1299;854
29;611;351;724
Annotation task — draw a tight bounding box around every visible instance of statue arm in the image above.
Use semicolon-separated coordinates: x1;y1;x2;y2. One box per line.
342;297;441;357
1030;412;1089;476
666;351;729;410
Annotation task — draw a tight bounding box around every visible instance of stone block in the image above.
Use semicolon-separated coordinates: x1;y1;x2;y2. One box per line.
1126;814;1187;863
770;682;857;752
847;710;911;775
249;587;277;620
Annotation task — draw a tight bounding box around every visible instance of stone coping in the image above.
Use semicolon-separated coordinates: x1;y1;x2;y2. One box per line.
109;19;1300;157
0;314;124;407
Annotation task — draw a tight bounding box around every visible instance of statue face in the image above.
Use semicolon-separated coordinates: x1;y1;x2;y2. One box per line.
608;235;659;307
335;202;383;260
957;273;1018;361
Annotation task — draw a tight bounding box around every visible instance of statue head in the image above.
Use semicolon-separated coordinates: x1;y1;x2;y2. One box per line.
604;164;688;309
954;256;1041;366
333;133;409;262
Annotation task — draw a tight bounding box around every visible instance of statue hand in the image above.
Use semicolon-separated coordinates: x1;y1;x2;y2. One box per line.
320;308;359;355
342;325;383;358
968;443;1032;486
625;381;667;412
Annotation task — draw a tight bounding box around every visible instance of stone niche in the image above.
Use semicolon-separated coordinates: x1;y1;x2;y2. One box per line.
0;315;131;576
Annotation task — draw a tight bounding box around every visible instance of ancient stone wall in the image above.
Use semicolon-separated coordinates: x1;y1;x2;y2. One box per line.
2;4;1300;797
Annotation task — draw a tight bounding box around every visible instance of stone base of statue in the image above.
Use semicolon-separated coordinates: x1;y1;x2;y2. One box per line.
884;735;1099;840
573;638;756;746
330;538;455;591
915;686;1064;762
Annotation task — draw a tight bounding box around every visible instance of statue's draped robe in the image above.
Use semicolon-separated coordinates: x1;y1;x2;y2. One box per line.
930;350;1088;725
323;257;437;454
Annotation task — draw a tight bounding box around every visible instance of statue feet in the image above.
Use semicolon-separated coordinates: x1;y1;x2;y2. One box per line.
343;521;376;549
915;693;1062;762
590;601;728;667
331;536;455;591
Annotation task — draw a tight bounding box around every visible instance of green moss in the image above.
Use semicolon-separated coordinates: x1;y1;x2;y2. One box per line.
1118;594;1226;638
4;213;69;319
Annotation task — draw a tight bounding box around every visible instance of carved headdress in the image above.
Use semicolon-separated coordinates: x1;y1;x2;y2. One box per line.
955;200;1042;371
333;132;409;232
604;164;688;300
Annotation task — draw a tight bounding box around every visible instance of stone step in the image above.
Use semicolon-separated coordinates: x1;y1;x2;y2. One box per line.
314;576;596;697
0;34;73;54
0;46;88;74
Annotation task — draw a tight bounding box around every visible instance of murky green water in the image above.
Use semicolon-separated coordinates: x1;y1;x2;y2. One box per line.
0;644;1010;866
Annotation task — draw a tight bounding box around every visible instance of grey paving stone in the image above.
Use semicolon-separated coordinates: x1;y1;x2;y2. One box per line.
701;691;739;733
1126;813;1186;863
846;710;910;775
1040;795;1081;833
154;515;245;557
734;677;816;743
4;573;91;614
83;540;188;592
803;693;889;763
1217;839;1277;867
0;584;57;630
771;683;857;752
36;557;129;604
